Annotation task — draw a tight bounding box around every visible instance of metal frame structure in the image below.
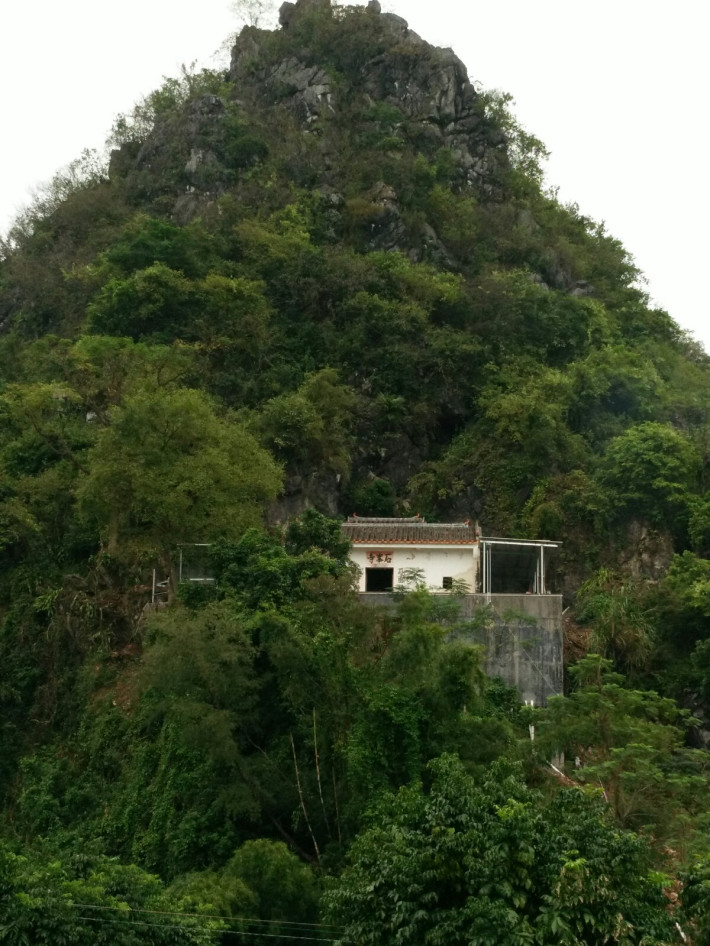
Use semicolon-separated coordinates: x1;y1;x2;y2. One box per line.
480;538;560;596
178;543;215;584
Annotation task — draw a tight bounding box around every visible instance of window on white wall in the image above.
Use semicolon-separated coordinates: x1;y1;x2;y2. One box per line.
442;576;453;590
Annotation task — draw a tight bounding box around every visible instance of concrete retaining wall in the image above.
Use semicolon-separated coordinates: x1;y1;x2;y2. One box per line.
358;593;563;705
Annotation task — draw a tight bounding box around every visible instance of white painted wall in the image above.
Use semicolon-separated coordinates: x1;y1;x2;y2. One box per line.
350;544;479;593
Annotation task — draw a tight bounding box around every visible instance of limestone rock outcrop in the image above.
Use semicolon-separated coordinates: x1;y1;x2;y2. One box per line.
109;0;507;257
229;0;505;190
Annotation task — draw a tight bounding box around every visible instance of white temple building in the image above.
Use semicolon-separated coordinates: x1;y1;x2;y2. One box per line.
342;516;558;595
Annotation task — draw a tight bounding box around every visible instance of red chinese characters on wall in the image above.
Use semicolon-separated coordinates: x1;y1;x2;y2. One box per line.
366;551;393;566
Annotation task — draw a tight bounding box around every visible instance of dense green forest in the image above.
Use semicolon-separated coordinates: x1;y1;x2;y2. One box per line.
3;0;710;941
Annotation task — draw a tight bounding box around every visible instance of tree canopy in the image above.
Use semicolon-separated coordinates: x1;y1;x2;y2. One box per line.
1;0;710;940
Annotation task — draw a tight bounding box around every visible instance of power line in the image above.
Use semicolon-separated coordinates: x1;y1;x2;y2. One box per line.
71;901;342;931
76;914;340;941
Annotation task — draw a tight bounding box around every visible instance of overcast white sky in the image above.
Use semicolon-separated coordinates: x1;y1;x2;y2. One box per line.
1;1;707;347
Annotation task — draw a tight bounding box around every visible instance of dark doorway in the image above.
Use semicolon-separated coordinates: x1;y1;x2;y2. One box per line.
366;568;394;592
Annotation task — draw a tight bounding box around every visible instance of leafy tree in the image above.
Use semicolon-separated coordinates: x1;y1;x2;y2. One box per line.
347;476;396;517
344;590;507;815
567;345;662;445
647;552;710;689
537;655;710;853
107;66;227;150
254;369;358;478
0;844;217;944
2;150;109;253
326;754;678;945
211;526;349;610
477;360;588;473
222;839;319;926
680;854;710;945
597;421;700;529
479;91;549;188
86;262;195;341
689;494;710;555
97;213;218;278
77;387;281;567
575;568;654;670
231;0;278;29
3;0;710;918
0;379;94;564
285;508;351;561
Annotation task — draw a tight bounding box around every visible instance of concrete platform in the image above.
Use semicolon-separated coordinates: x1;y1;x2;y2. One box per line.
358;593;563;705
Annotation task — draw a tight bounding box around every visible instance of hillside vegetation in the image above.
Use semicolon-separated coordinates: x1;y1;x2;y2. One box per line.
2;1;710;941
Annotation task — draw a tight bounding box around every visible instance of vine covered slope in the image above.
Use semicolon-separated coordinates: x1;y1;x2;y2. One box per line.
2;2;710;942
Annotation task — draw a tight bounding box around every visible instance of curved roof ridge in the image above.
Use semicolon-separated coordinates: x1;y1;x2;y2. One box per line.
346;515;425;523
343;518;479;545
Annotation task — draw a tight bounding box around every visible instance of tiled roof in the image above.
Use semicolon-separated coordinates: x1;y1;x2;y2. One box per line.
342;516;478;545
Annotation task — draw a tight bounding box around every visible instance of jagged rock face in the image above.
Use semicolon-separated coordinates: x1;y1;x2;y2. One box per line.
269;471;342;522
360;180;453;263
358;39;499;191
230;0;505;191
113;93;232;217
618;520;675;581
361;41;474;126
135;94;227;176
263;58;334;125
279;0;333;28
110;0;507;254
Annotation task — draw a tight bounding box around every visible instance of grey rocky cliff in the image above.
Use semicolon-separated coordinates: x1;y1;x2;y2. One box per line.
226;0;507;260
230;0;505;191
110;0;507;253
618;519;675;581
264;58;334;125
112;93;233;220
